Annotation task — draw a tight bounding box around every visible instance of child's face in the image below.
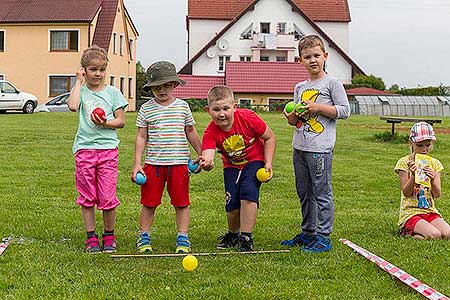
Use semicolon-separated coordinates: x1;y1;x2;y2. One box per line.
207;98;236;131
151;82;177;103
84;58;107;88
411;139;433;154
299;45;328;78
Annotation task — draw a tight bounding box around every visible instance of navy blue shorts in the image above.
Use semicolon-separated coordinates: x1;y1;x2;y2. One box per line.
223;160;264;212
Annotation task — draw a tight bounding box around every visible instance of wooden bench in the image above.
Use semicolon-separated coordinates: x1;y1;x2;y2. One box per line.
380;116;442;137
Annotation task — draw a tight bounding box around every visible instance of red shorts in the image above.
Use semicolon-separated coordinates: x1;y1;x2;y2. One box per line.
401;212;442;236
140;164;190;207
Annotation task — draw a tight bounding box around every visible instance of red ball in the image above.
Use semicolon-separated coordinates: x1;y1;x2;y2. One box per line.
92;107;106;121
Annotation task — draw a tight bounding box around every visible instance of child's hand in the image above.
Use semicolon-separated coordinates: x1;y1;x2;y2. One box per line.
303;100;320;115
423;167;436;180
407;159;417;173
91;112;107;126
76;67;85;82
264;163;273;181
200;158;214;171
131;165;145;183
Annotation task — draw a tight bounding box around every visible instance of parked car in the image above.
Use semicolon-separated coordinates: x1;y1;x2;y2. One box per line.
0;80;38;114
35;92;70;112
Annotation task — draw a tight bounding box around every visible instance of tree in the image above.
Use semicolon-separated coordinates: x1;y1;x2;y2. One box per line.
351;74;386;90
136;61;148;100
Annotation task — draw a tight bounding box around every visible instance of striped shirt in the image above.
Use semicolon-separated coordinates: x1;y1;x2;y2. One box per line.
136;98;195;165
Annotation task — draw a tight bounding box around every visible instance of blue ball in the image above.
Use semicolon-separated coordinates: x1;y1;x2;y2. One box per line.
135;172;147;185
187;159;200;173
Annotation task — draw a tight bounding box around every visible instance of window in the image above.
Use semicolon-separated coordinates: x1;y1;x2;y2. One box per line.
0;75;4;80
276;56;286;62
260;22;270;34
239;56;251;62
260;56;269;62
129;39;134;60
239;98;252;108
240;24;253;40
277;23;286;34
110;76;115;86
50;31;78;51
112;33;117;54
49;76;76;96
128;77;133;98
119;34;124;56
120;77;125;94
0;30;4;52
218;56;230;72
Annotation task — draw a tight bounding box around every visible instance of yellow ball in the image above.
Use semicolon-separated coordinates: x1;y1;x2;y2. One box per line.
256;168;270;182
182;255;198;271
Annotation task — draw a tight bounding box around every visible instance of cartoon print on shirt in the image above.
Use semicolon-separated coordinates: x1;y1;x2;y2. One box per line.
414;184;432;209
300;89;324;134
222;134;254;165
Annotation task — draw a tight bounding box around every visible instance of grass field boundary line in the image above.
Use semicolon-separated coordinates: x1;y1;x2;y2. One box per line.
111;249;290;258
340;239;449;300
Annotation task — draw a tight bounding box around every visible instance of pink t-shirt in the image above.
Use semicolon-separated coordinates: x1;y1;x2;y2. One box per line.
202;109;267;169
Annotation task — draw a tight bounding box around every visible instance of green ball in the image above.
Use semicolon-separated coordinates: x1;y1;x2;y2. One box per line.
295;103;306;114
285;101;296;113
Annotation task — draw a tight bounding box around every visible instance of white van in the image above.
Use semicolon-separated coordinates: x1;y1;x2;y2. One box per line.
0;80;38;114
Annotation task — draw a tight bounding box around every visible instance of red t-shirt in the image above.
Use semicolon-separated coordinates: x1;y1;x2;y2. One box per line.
202;109;267;169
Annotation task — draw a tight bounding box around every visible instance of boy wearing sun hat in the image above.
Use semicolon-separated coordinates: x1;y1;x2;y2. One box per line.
131;61;202;253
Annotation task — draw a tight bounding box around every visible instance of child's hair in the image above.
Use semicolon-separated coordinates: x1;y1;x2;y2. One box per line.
298;35;325;56
81;45;109;68
207;85;234;105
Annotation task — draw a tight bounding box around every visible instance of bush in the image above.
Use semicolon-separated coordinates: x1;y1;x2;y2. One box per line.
185;98;207;111
372;131;409;143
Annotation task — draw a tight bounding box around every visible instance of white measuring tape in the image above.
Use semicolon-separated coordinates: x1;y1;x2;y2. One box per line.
340;239;449;300
0;237;12;256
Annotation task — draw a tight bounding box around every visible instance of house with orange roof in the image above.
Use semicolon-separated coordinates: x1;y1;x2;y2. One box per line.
175;0;365;107
0;0;139;110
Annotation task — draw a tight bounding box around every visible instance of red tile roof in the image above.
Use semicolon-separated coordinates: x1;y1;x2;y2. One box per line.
225;61;309;93
188;0;350;22
346;87;396;96
172;75;225;99
92;0;119;51
0;0;102;23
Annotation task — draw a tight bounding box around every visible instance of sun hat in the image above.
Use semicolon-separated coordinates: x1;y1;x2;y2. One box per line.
142;61;186;92
409;121;436;142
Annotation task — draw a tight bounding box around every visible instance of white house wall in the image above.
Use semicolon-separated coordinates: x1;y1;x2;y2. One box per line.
316;22;349;52
189;19;228;60
191;0;352;83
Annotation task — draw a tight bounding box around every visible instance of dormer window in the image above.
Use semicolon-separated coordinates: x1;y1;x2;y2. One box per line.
293;24;305;41
240;24;253;40
260;22;270;34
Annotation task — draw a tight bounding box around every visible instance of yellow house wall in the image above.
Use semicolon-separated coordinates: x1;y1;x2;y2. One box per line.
0;23;89;104
0;1;138;110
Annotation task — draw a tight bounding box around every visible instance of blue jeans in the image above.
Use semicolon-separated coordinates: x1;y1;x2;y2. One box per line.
293;149;334;237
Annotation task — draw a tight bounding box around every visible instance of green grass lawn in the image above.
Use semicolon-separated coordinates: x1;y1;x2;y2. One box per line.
1;112;450;299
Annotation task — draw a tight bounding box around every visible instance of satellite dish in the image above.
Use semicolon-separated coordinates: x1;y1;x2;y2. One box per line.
217;39;229;51
206;47;216;58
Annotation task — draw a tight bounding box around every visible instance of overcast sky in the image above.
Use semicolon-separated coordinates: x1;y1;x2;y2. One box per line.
125;0;450;88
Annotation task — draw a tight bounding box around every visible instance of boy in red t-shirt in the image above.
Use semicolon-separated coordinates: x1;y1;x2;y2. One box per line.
201;85;276;251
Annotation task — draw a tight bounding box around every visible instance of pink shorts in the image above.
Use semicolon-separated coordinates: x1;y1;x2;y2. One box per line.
401;212;442;236
140;164;190;208
75;149;120;210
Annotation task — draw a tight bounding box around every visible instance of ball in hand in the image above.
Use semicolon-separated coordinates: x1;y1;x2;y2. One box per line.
187;159;201;174
135;172;147;185
92;107;106;121
284;101;296;113
256;168;270;182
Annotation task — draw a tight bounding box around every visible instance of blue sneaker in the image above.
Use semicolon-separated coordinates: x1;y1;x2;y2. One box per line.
281;232;315;247
302;236;332;253
175;235;191;254
137;232;153;253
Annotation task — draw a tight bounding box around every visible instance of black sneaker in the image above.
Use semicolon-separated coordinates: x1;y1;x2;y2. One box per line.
217;232;239;249
238;235;253;252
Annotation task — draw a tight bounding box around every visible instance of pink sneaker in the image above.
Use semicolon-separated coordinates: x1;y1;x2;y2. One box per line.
84;236;101;254
102;235;117;253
